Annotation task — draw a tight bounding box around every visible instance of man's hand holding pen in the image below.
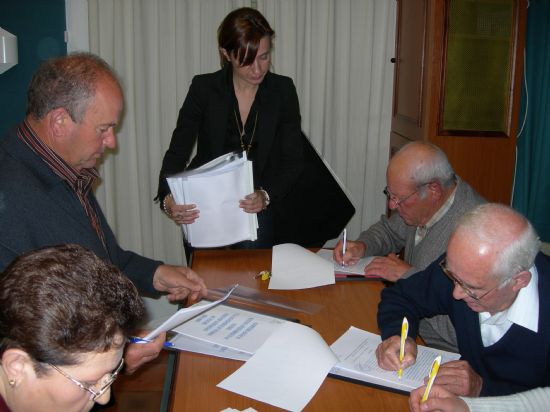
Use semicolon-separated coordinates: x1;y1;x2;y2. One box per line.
375;334;417;372
333;239;367;266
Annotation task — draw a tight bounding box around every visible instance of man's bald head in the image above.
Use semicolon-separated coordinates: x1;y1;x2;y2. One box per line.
450;204;540;281
388;142;456;192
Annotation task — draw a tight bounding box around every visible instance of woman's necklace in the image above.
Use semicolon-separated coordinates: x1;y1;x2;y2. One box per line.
234;108;258;155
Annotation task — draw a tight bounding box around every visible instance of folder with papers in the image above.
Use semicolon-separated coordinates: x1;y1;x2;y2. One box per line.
166;151;258;247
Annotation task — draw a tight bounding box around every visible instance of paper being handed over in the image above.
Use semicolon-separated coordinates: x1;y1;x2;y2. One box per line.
143;284;238;341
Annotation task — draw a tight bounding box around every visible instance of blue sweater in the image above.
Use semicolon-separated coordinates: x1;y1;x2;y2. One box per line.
377;252;550;396
0;126;162;295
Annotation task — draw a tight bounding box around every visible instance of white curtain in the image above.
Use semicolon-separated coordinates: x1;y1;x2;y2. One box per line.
86;0;396;265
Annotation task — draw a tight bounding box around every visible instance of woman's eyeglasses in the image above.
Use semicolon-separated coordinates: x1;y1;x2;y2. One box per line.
48;357;124;401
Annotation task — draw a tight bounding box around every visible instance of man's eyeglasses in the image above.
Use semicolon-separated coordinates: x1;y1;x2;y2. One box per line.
49;357;124;401
383;186;421;207
439;258;504;301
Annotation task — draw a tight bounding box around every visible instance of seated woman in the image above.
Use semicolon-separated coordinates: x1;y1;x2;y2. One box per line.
0;244;145;412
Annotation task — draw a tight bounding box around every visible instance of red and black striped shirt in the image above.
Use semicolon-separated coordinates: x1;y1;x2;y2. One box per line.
17;120;107;252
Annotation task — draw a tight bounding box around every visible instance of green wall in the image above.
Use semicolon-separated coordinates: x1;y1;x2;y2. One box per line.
0;0;67;135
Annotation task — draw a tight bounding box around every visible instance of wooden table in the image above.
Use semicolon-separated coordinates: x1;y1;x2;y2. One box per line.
167;249;409;411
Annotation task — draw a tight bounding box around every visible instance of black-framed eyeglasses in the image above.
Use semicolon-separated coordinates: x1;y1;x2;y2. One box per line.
439;258;504;301
48;358;124;401
383;186;420;207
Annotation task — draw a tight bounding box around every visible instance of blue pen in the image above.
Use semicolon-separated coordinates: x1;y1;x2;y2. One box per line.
128;336;174;348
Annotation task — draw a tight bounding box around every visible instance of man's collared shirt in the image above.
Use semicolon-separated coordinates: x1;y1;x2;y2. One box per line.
17;121;107;251
479;265;539;347
415;185;457;245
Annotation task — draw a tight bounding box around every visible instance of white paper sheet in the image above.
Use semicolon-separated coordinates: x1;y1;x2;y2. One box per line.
217;321;338;411
316;248;375;276
330;326;460;392
269;243;335;290
143;284;238;340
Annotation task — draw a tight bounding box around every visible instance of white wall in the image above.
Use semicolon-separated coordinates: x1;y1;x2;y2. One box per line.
65;0;89;52
65;0;179;328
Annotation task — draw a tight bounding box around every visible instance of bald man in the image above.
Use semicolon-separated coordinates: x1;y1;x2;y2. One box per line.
334;141;485;351
376;204;550;397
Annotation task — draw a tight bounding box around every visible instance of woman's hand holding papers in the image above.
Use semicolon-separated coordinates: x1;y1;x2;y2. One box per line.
239;190;269;213
409;384;469;412
375;335;417;371
164;194;200;225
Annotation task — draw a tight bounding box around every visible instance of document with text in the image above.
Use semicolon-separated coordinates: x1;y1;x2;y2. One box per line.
171;302;287;355
330;326;460;393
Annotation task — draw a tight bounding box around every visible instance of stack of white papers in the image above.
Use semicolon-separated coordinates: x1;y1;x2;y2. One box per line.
167;151;258;247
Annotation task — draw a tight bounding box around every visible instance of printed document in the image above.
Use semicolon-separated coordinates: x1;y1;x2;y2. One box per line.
269;243;335;290
330;326;460;392
167;151;258;247
171;303;286;354
217;321;338;411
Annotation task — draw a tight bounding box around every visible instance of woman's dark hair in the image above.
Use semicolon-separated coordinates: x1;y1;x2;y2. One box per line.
0;244;144;368
217;7;275;67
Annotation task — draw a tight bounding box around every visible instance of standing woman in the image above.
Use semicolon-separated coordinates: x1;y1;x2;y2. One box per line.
156;7;304;251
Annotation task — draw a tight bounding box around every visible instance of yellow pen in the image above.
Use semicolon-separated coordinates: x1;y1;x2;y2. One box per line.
421;355;442;402
398;316;408;379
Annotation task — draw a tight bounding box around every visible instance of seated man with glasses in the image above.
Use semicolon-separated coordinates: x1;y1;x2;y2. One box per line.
0;244;145;411
376;204;550;397
334;141;485;351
